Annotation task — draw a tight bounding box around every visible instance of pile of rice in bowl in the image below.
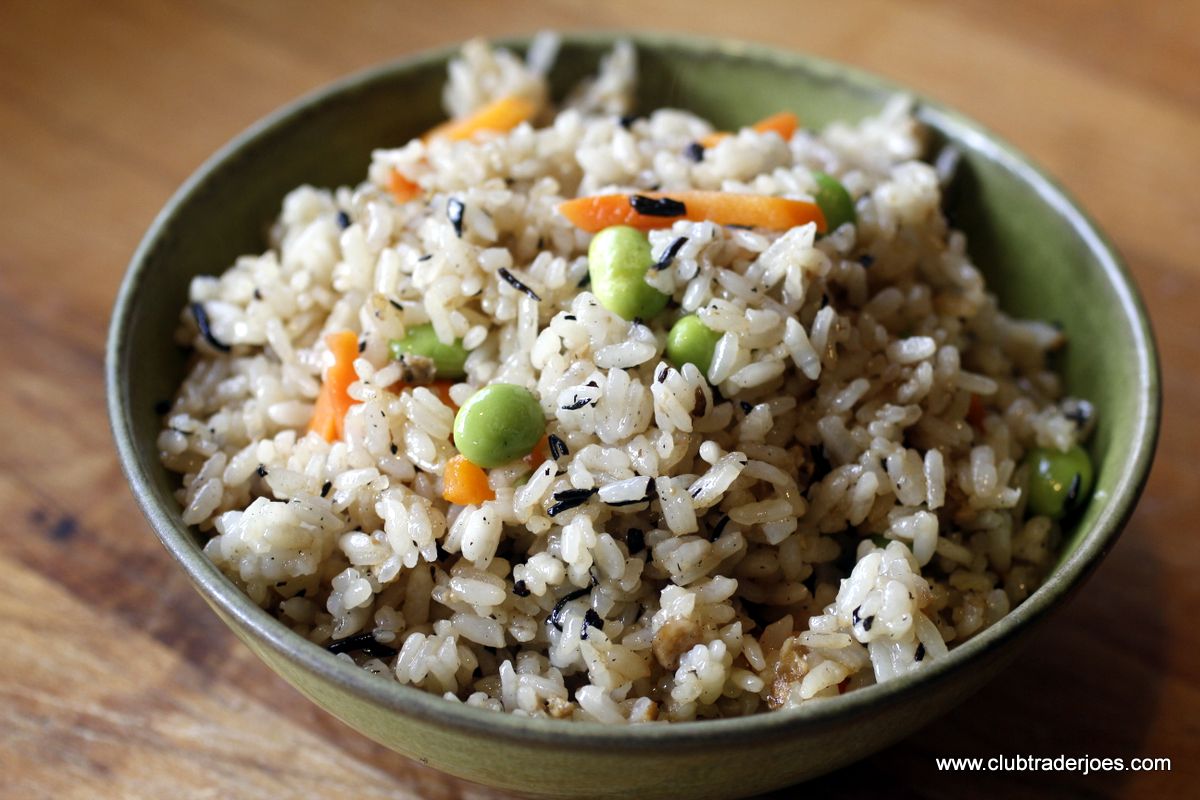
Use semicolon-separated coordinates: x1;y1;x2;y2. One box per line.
159;37;1096;723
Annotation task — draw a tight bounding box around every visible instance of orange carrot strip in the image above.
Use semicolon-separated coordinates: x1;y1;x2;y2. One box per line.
558;190;827;234
423;95;537;143
430;380;457;409
966;393;987;430
442;454;496;505
523;434;549;470
698;111;800;148
752;110;800;140
307;330;360;442
388;168;421;203
308;381;338;442
386;95;537;205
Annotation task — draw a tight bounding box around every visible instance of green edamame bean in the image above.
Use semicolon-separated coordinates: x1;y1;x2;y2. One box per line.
388;323;468;379
587;225;669;321
665;314;722;375
1024;445;1094;519
452;383;546;468
812;172;856;233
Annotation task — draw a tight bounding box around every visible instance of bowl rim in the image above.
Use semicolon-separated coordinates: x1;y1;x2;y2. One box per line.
107;30;1161;749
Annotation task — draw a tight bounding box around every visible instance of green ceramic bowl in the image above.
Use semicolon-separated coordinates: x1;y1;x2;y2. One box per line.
107;33;1160;799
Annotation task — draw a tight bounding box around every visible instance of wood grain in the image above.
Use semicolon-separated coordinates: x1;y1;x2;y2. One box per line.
1;1;1196;797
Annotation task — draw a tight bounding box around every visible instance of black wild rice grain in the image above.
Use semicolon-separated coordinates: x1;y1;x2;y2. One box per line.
418;254;432;262
512;580;531;597
708;514;730;542
863;615;875;632
561;395;593;411
390;443;398;455
547;487;598;517
625;528;645;554
320;481;332;498
548;586;591;630
552;487;598;503
447;198;465;237
740;401;753;414
548;434;569;460
498;267;542;301
326;632;398;659
336;210;351;230
915;642;926;661
655;236;688;270
256;464;268;478
618;113;638;129
1065;399;1094;425
358;338;367;353
582;609;604;637
389;299;403;311
1066;473;1082;507
630;194;686;217
191;302;231;352
684;142;704;162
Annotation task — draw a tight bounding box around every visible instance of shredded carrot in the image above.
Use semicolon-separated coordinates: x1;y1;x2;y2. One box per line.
523;434;550;470
308;379;338;442
698;111;800;148
442;454;496;505
430;380;456;409
966;393;987;430
558;190;827;234
386;95;538;205
307;330;361;442
388;168;421;203
423;94;537;143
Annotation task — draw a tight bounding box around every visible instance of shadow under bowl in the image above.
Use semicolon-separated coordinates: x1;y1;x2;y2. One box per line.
107;32;1160;800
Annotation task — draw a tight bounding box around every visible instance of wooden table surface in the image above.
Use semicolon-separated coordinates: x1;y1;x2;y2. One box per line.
2;1;1197;797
